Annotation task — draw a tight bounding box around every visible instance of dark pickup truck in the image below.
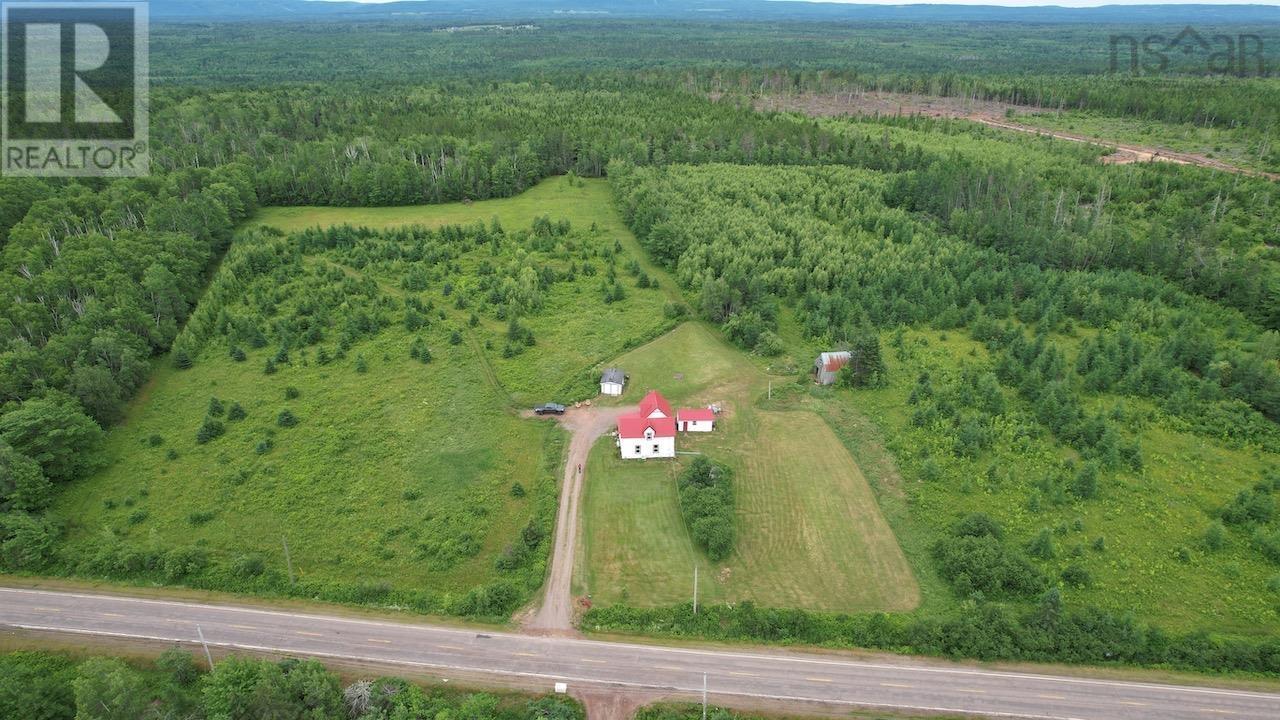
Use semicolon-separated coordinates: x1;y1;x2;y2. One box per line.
534;403;566;415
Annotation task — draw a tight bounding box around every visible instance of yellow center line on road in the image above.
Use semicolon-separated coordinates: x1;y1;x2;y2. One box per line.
100;612;125;618
32;607;62;612
578;658;607;664
366;638;391;644
880;682;913;689
956;688;986;694
806;677;833;683
655;665;683;672
1038;694;1067;700
229;624;258;631
1119;701;1149;707
437;644;464;651
727;671;758;677
514;652;539;657
1201;710;1236;716
296;631;324;637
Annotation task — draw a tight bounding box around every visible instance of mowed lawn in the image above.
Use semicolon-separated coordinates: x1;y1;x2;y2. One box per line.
253;176;674;404
580;323;919;612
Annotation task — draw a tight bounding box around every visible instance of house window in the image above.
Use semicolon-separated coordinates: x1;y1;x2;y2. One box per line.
653;444;659;453
634;445;641;453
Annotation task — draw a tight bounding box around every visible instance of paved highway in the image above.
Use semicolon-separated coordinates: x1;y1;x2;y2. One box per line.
2;587;1278;719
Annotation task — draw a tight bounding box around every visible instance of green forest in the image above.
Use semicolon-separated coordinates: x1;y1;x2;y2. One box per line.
0;649;581;720
3;12;1280;683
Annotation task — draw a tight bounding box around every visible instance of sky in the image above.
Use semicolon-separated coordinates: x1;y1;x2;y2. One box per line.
325;0;1280;8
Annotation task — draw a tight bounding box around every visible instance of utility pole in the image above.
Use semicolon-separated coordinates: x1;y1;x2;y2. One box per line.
702;672;708;720
693;565;699;614
282;534;295;586
196;624;214;669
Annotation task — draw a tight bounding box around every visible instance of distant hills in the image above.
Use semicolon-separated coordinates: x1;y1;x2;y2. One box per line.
148;1;1280;24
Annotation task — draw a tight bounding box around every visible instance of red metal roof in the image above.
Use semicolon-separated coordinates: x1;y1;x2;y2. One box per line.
677;408;715;422
824;356;850;373
617;413;676;439
638;390;673;419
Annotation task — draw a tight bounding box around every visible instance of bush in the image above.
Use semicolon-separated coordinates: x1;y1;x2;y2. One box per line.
231;554;265;578
276;410;298;428
188;510;215;526
355;355;368;373
208;397;225;417
510;482;526;498
932;533;1046;598
263;359;277;375
195;417;225;444
284;386;300;400
172;350;192;370
676;457;735;561
1061;564;1092;587
226;402;246;421
1205;521;1226;551
229;346;246;362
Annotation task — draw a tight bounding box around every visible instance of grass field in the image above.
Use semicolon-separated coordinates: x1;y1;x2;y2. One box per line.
580;323;919;612
47;177;677;612
253;176;677;404
835;328;1280;634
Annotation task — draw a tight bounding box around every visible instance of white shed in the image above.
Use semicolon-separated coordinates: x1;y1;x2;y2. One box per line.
600;367;626;396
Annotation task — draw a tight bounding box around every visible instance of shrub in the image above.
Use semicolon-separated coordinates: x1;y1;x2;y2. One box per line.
208;397;225;417
1027;528;1056;559
231;554;265;578
195;417;225;444
277;410;298;428
1071;462;1099;500
510;482;526;498
1205;521;1226;551
127;510;148;525
229;346;246;362
284;386;300;400
188;510;215;526
676;457;735;561
1061;564;1092;587
227;402;246;421
172;350;192;370
449;330;463;346
263;359;277;375
147;434;164;447
953;512;1003;540
932;534;1047;598
355;355;368;373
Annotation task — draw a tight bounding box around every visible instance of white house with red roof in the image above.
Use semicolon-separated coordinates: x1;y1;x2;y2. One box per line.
676;407;715;432
617;390;715;459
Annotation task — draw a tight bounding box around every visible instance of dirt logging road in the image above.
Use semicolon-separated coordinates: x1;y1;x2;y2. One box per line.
756;91;1279;181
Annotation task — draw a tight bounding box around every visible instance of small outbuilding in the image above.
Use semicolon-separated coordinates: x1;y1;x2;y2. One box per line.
600;368;626;396
677;408;715;433
813;351;851;385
